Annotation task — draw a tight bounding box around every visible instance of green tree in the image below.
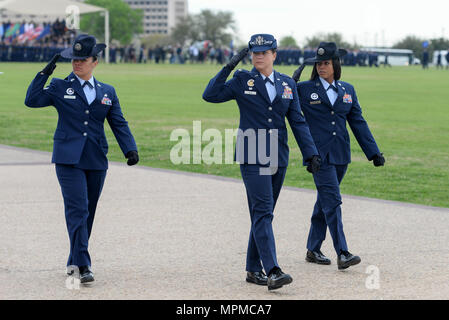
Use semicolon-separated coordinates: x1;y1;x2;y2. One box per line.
80;0;143;45
170;15;200;46
171;10;236;46
392;35;425;59
279;36;298;48
393;36;449;61
304;32;358;50
197;10;236;46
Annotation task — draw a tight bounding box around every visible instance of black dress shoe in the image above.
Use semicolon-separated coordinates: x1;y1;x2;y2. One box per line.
337;251;361;270
306;250;331;265
79;265;94;283
267;268;293;291
246;271;268;286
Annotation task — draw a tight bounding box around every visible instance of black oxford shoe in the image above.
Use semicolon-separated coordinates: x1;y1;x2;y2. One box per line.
306;250;331;265
246;271;268;286
337;251;361;270
79;265;94;283
267;268;293;291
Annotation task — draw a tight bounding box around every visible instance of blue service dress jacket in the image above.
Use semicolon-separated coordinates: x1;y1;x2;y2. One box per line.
203;66;318;167
25;72;137;170
297;79;380;165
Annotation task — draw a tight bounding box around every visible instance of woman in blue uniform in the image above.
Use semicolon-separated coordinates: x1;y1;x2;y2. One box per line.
292;42;385;270
203;34;320;290
25;34;139;283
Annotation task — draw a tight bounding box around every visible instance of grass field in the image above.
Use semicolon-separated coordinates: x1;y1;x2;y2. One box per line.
1;62;448;208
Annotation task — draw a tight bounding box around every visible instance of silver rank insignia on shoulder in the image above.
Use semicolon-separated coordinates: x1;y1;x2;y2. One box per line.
71;78;75;82
282;82;287;86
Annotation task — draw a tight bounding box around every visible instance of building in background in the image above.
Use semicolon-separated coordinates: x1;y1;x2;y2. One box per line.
123;0;188;35
1;0;188;35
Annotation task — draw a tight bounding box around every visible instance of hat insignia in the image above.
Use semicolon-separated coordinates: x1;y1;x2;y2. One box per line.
318;48;325;55
74;43;82;51
255;36;264;46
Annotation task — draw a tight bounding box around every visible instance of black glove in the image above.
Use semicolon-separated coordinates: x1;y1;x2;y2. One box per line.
226;48;249;70
126;150;139;166
292;64;306;83
41;53;61;75
371;153;385;167
306;155;321;174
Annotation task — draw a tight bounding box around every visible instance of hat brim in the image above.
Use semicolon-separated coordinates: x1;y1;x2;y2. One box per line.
250;45;275;53
305;48;348;63
61;43;106;60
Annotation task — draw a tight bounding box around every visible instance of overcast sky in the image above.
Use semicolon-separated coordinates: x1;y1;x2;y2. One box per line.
188;0;448;47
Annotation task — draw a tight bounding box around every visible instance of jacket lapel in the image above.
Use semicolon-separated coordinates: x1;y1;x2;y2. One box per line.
272;71;285;104
314;79;332;108
94;78;103;104
336;81;344;105
67;72;88;106
251;68;271;104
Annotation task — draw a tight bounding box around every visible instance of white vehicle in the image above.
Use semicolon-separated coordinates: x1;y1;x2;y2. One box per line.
361;48;415;66
432;50;448;66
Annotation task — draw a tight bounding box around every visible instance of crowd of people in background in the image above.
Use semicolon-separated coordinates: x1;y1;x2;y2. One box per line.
1;24;449;68
0;19;75;62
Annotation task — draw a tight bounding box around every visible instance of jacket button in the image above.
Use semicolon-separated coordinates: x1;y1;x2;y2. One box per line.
332;121;335;125
84;121;88;125
268;119;272;123
83;132;87;136
331;111;335;115
268;107;272;111
333;132;336;136
85;110;89;114
269;129;273;134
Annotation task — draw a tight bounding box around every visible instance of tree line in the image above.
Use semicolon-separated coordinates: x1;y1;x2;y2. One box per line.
80;0;448;58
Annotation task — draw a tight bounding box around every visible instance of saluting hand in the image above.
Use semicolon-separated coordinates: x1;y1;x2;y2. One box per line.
226;48;249;70
306;155;321;174
292;64;306;83
126;150;139;166
41;53;61;76
371;153;385;167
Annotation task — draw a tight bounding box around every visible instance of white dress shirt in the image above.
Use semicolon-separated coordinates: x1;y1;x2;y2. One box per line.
75;74;96;105
319;77;338;106
261;72;276;102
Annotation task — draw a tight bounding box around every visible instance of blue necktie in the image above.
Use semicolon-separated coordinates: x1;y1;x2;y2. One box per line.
83;81;93;89
264;77;274;85
327;84;338;92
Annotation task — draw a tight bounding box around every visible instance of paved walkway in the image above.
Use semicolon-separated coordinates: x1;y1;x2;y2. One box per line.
1;144;448;300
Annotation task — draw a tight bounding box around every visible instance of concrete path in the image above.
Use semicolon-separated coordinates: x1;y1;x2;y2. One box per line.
1;144;448;300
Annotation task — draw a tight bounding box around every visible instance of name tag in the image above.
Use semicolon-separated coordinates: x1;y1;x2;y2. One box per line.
64;95;76;99
310;100;321;105
244;91;257;95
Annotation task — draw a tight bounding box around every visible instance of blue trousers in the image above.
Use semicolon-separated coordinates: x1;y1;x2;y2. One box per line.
55;164;107;267
240;165;287;274
306;161;348;255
